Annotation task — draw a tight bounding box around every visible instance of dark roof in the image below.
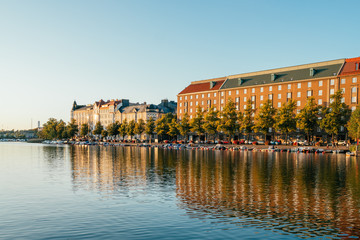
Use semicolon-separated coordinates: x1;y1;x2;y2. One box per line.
339;57;360;76
221;63;343;89
178;77;226;95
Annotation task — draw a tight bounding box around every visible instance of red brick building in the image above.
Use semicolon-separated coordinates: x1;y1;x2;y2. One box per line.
177;58;360;120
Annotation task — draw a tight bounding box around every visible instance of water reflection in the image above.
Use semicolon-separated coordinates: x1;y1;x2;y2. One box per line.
68;146;360;238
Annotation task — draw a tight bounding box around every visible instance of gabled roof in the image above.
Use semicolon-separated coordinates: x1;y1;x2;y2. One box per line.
178;77;226;95
221;61;344;90
339;57;360;76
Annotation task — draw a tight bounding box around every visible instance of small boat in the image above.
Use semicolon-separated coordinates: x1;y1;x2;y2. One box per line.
346;152;355;157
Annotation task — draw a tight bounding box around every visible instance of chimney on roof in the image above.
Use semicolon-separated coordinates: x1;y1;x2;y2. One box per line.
310;68;315;77
210;81;216;89
271;74;276;81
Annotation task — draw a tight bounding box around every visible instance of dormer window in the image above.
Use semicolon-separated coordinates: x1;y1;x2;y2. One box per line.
356;63;359;71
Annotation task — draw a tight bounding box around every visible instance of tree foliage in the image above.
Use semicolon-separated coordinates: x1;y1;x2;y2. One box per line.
80;123;90;137
296;97;319;141
218;100;238;139
347;106;360;140
93;121;103;136
190;106;205;136
242;99;255;140
254;100;276;140
107;122;120;137
127;120;136;139
320;90;351;140
178;112;191;140
276;100;297;143
203;107;219;139
168;118;180;138
134;119;145;136
119;119;128;139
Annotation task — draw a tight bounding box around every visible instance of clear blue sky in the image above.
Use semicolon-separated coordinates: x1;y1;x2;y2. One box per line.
1;0;359;130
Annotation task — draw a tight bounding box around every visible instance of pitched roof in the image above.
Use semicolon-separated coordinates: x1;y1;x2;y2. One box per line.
221;63;344;90
178;77;226;95
339;57;360;76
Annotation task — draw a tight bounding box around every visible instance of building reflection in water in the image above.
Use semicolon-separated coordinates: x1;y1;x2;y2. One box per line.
68;146;360;238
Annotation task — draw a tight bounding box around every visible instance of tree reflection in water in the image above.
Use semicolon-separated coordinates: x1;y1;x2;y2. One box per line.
69;146;360;238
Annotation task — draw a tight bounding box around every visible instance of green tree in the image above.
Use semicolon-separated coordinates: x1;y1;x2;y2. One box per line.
119;119;128;140
101;129;108;139
168;118;180;140
134;119;145;138
178;112;191;142
155;115;170;141
107;122;120;138
203;106;219;142
40;118;59;140
127;120;136;140
243;99;255;142
347;106;360;146
190;106;205;139
296;97;319;142
93;121;103;136
276;100;297;144
254;100;276;141
67;119;78;139
80;123;90;138
56;120;67;139
218;99;238;141
320;90;351;141
145;117;155;143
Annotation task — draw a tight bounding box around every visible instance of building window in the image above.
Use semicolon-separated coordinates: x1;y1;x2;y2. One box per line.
297;101;301;106
251;96;256;101
330;79;335;85
202;94;205;98
190;109;193;113
353;77;358;83
297;92;301;97
352;87;357;93
185;96;187;100
228;91;231;96
352;106;356;111
179;103;182;107
341;79;345;84
287;92;291;99
260;87;264;92
208;93;210;97
297;110;300;114
268;94;273;100
244;89;247;94
269;86;272;91
180;97;182;100
252;88;255;93
214;107;217;111
214;93;217;97
319;90;323;96
318;99;322;105
179;109;182;114
341;97;345;103
260;103;263;107
308;82;311;87
244;105;247;109
319;80;323;87
356;63;359;70
214;100;217;104
297;83;301;88
260;95;263;101
190;102;193;106
307;90;312;97
196;101;198;106
278;85;282;90
278;94;281;99
352;97;357;103
235;97;239;103
201;101;204;105
277;102;281;108
288;84;291;89
252;104;255;109
236;105;239;110
190;95;193;99
244;97;247;102
330;89;335;95
236;90;239;95
341;88;345;94
221;99;224;104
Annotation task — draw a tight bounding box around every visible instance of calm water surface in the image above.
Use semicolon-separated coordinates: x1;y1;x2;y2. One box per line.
1;143;360;239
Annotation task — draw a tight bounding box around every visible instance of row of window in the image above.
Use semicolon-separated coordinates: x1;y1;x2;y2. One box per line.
179;78;358;101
